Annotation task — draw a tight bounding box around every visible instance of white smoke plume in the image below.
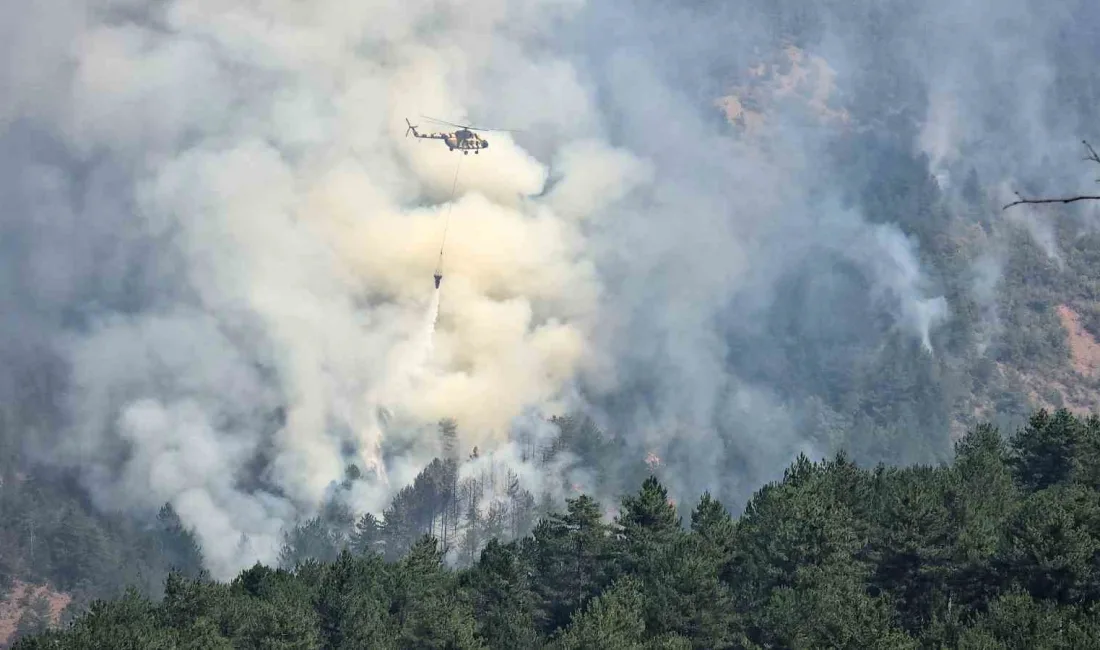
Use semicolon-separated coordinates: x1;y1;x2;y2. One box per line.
3;0;613;578
6;0;1089;580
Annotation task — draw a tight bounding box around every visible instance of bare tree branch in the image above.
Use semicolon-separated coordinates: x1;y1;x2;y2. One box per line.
1083;139;1100;165
1003;194;1100;209
1002;140;1100;210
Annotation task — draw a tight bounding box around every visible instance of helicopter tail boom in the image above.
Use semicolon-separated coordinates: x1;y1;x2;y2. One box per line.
405;117;450;140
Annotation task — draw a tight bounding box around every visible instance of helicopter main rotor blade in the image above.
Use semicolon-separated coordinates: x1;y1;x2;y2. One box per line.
420;115;471;130
468;125;523;133
419;114;523;133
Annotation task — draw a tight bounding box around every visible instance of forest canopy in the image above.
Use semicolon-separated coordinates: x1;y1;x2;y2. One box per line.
13;408;1100;649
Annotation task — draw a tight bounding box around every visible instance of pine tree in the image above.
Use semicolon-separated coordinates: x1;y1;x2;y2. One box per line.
156;503;205;578
529;495;614;634
350;513;382;556
469;539;540;648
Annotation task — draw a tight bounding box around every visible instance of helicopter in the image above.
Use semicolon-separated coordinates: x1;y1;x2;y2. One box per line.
404;115;515;154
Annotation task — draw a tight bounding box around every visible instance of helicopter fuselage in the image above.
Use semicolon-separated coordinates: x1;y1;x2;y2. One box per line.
406;119;490;154
446;130;488;153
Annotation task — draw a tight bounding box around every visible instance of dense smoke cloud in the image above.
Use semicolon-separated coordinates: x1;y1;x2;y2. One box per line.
1;0;1093;577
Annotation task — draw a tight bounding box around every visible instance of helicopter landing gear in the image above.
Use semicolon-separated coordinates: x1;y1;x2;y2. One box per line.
464;150;468;155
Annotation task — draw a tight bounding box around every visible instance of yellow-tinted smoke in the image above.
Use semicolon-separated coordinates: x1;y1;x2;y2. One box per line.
295;114;606;456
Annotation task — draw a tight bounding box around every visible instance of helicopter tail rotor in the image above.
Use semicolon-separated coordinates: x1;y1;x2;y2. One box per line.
405;118;417;137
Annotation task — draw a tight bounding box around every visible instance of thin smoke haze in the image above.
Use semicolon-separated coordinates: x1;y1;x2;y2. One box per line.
1;0;1095;578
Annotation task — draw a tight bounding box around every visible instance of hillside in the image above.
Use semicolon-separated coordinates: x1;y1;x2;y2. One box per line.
0;583;68;647
707;37;1100;454
4;0;1100;645
715;45;851;133
15;409;1100;648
